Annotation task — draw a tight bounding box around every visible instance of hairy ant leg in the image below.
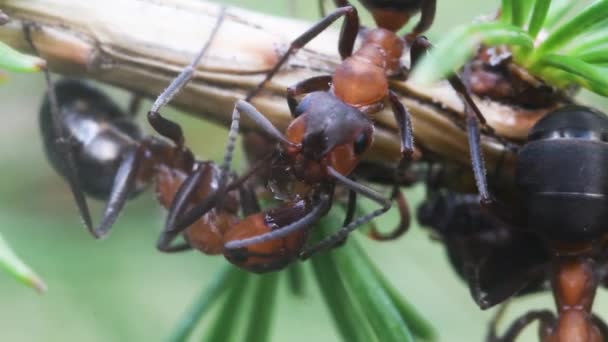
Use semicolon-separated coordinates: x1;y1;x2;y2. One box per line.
592;315;608;338
405;0;437;42
247;5;359;100
486;310;555;342
411;36;492;204
286;75;332;115
156;161;231;252
147;6;226;147
173;100;296;232
23;23;96;235
223;192;333;251
368;186;410;241
299;167;391;259
388;90;415;167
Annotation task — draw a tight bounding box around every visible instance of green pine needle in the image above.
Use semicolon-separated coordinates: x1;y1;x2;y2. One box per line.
528;0;552;38
410;23;533;85
539;54;608;96
243;273;280;342
412;0;608;98
532;0;608;64
0;41;45;73
168;265;238;342
0;232;46;293
311;246;377;342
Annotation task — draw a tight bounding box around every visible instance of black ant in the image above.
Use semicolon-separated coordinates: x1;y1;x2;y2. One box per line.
34;8;311;273
417;163;548;309
456;105;608;341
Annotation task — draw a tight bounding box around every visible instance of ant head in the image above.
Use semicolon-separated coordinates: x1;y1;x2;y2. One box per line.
360;0;426;32
285;92;374;182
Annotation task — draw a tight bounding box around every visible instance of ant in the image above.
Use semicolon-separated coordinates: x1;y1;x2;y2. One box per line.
456;104;608;341
318;0;436;41
417;163;549;309
246;0;491;206
33;9;308;273
165;0;496;265
177;0;489;259
33;9;238;241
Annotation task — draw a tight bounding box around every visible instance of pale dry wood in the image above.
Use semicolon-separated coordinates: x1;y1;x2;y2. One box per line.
0;0;546;176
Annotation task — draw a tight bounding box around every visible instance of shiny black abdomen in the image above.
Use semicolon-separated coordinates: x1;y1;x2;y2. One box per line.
516;105;608;241
40;79;142;199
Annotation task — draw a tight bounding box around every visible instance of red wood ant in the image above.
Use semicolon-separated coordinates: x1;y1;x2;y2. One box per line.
460;105;608;341
318;0;436;40
182;1;489;259
33;8;236;242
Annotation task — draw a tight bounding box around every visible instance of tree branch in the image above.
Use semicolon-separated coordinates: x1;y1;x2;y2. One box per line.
0;0;545;176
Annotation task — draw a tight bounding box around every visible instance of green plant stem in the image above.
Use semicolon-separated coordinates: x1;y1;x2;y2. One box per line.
201;269;251;342
0;232;46;292
168;265;237;342
527;0;552;38
311;247;377;342
501;0;513;24
351;241;436;341
243;273;280;342
286;262;306;297
531;0;608;65
312;211;415;342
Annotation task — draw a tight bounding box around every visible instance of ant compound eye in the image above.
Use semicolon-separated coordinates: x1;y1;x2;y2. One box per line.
353;132;371;155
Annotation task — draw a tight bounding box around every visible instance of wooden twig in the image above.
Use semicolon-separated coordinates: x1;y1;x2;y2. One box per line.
0;0;545;176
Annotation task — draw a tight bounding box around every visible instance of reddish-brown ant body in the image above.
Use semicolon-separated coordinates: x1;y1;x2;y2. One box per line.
163;0;494;266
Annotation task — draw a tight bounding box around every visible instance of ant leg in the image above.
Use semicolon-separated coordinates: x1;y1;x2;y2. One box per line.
405;0;436;42
592;314;608;338
175;100;280;230
93;146;146;238
411;36;492;205
287;75;332;115
486;310;555;342
368;187;410;241
174;101;243;230
342;189;357;227
224;193;333;250
23;24;95;235
127;94;143;117
238;182;261;215
300;167;392;259
388;90;415;171
247;5;359;100
147;7;226;147
157;162;219;252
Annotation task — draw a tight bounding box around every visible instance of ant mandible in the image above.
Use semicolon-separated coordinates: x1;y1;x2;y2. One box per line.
464;105;608;342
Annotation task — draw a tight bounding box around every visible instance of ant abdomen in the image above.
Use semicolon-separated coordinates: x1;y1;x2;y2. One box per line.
517;105;608;242
40;79;143;199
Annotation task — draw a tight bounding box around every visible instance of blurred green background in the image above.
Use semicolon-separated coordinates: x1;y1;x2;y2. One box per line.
1;0;607;341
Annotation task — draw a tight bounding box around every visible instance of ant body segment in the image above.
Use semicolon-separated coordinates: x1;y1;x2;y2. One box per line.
319;0;436;40
461;105;608;342
34;10;227;240
181;1;490;260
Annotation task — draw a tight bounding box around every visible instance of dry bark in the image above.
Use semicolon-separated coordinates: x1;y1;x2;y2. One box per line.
0;0;547;177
